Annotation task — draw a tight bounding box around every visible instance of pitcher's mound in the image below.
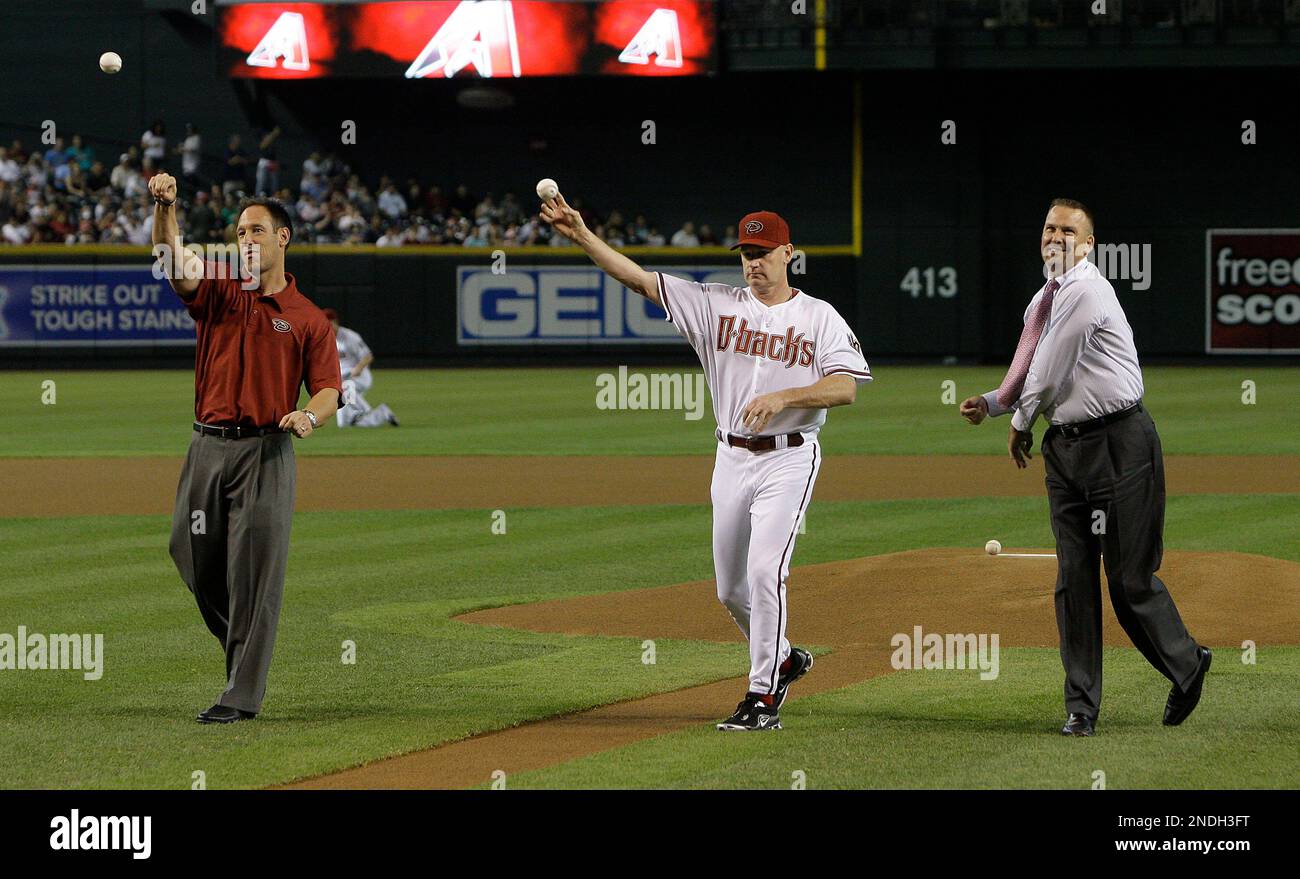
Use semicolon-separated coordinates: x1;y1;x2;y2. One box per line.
287;549;1297;789
457;548;1300;649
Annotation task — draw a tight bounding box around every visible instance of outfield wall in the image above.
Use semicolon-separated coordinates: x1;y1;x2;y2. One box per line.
4;234;1299;366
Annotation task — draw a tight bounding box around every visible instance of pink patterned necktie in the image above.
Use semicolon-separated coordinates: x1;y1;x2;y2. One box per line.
996;278;1061;409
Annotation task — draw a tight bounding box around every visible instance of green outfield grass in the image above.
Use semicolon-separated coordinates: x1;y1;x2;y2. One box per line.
1;365;1295;457
1;494;1297;789
503;646;1300;790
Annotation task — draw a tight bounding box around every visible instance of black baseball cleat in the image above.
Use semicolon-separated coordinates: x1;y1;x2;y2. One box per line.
716;694;781;732
773;647;814;710
196;704;256;724
1060;713;1095;737
387;413;400;427
1164;647;1212;726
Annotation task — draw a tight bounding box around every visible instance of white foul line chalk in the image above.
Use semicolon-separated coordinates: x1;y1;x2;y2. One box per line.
996;553;1057;558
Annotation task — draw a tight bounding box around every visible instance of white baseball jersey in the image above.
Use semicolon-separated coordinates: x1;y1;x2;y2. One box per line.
654;270;870;701
656;272;872;436
334;325;372;378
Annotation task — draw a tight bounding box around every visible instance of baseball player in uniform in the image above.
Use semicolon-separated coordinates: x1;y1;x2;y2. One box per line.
323;308;400;428
150;172;344;724
542;193;870;731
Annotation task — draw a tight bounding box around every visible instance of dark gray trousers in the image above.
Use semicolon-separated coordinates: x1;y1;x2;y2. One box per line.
1042;406;1201;719
169;431;296;714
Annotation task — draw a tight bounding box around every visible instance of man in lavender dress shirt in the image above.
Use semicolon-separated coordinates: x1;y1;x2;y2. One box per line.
959;198;1210;737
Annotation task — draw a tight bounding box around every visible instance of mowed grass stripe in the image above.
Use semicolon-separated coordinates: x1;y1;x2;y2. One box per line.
2;366;1296;457
503;647;1300;790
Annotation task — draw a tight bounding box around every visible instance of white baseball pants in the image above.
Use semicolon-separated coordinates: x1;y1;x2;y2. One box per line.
711;437;821;696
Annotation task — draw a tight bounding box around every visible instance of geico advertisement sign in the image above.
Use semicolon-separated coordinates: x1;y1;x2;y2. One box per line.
1207;230;1300;354
457;265;741;344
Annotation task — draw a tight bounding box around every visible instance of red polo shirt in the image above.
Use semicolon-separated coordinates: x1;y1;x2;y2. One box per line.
179;271;344;427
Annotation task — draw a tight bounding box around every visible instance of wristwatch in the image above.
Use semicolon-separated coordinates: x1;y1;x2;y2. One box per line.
154;196;175;207
304;410;318;428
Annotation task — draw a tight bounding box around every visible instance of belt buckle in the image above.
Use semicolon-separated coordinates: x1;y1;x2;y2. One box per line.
744;436;759;451
1063;424;1081;438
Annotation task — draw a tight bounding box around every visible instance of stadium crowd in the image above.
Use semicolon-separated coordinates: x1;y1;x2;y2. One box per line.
0;125;739;249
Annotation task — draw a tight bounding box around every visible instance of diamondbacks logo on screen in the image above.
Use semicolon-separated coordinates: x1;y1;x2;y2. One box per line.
1206;229;1300;354
222;2;714;79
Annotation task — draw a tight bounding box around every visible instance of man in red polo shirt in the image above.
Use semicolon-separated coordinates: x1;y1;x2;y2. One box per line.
150;171;343;724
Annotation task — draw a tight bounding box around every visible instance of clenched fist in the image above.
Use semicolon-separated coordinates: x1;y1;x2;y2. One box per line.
959;395;988;425
148;172;177;205
539;191;589;244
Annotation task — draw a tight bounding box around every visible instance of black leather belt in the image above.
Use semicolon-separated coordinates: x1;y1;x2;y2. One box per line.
1045;402;1142;441
718;430;805;452
193;422;283;439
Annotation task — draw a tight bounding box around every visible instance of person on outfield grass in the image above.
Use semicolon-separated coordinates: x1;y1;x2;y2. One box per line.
960;197;1210;737
323;307;399;428
151;171;343;724
542;190;871;733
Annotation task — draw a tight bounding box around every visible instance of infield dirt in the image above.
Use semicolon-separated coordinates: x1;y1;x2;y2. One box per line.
280;548;1299;789
3;454;1296;517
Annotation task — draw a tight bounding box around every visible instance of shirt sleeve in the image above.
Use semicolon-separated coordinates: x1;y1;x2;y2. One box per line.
303;317;346;403
817;311;872;384
175;269;230;322
352;331;373;363
1011;286;1106;432
655;272;712;340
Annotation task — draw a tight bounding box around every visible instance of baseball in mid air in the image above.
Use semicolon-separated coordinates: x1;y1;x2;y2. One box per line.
99;52;123;74
536;178;559;201
985;539;1002;556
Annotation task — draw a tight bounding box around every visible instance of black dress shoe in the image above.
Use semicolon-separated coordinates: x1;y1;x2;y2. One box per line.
1061;713;1095;736
196;704;256;724
1164;647;1212;726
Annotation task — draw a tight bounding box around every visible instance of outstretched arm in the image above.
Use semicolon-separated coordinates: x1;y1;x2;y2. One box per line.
149;171;201;297
540;191;659;306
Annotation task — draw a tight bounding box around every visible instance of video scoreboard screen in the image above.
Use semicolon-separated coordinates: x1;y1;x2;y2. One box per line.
217;1;716;78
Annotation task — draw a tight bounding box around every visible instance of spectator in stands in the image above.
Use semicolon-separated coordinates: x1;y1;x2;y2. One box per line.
188;190;217;243
451;183;475;216
671;221;700;247
698;224;718;246
426;184;448;217
68;135;95;172
3;208;32;244
378;182;407;220
0;147;19;184
296;192;323;226
178;123;202;194
25;154;49;189
500;191;524;226
377;224;404;247
44;137;69;169
255;126;281;196
63;163;88;198
645;226;666;247
85;160;109;194
222;134;248;198
141;120;166;164
628;214;650;244
722;225;739;248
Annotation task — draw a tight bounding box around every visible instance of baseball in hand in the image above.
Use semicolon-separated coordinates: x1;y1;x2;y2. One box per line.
99;52;123;74
536;178;558;201
985;540;1002;556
